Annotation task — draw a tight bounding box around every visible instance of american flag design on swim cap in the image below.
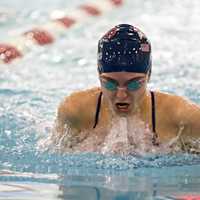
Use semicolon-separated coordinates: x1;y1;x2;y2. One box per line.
97;24;151;74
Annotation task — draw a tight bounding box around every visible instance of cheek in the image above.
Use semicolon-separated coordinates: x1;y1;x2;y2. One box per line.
101;88;115;101
130;86;146;100
138;86;146;95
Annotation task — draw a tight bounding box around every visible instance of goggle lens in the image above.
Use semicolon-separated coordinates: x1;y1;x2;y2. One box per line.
103;80;117;91
102;79;144;91
127;80;143;91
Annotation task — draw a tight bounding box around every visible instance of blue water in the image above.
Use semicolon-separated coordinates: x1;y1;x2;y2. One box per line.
1;0;200;199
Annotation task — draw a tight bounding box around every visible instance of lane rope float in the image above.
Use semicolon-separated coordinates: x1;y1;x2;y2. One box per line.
0;0;124;64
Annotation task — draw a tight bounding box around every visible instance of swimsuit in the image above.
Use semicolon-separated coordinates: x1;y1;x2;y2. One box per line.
93;91;159;146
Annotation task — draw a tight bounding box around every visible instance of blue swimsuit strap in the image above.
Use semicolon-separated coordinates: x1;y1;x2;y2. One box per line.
93;91;159;146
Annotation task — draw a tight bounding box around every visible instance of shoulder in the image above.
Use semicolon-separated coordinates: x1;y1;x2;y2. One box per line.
153;90;184;107
60;87;101;113
153;90;199;123
154;90;198;109
57;87;101;131
66;87;101;103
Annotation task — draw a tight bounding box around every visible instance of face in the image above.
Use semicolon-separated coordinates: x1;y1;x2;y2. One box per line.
99;71;148;116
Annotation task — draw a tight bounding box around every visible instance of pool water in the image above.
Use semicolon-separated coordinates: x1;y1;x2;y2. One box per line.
0;0;200;199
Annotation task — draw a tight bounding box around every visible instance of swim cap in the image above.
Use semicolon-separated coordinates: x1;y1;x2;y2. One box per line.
97;24;152;74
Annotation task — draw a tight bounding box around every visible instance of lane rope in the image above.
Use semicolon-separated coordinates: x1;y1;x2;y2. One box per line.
0;0;124;64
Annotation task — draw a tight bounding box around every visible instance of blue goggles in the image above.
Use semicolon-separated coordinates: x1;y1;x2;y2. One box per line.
101;78;145;91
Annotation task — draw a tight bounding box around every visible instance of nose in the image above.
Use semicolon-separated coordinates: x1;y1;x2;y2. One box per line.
116;87;128;100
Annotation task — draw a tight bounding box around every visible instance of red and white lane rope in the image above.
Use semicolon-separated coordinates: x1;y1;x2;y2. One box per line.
0;0;124;64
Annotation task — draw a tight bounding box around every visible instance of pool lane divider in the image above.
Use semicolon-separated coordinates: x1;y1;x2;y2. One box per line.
163;194;200;200
174;195;200;200
0;0;124;64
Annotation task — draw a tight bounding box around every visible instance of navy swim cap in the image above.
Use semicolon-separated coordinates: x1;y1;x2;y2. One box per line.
97;24;152;74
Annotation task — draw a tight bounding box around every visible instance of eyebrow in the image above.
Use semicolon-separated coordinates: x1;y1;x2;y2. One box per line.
126;77;145;84
100;76;117;82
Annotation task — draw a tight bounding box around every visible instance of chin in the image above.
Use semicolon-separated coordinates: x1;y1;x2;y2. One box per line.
116;112;130;117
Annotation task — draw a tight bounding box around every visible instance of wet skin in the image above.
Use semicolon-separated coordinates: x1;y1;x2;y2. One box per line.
52;72;200;153
99;72;148;116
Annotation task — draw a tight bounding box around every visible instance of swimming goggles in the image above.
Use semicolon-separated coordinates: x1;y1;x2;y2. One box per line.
101;78;145;91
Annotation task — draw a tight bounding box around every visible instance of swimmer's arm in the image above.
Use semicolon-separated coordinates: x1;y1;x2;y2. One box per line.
175;97;200;138
55;98;81;136
51;98;84;149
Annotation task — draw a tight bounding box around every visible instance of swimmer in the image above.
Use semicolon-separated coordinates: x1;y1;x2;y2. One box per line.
52;24;200;154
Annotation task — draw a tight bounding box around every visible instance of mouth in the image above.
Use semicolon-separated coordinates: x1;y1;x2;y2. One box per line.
115;102;130;112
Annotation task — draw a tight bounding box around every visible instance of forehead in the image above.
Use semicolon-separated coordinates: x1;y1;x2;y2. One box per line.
100;72;146;80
